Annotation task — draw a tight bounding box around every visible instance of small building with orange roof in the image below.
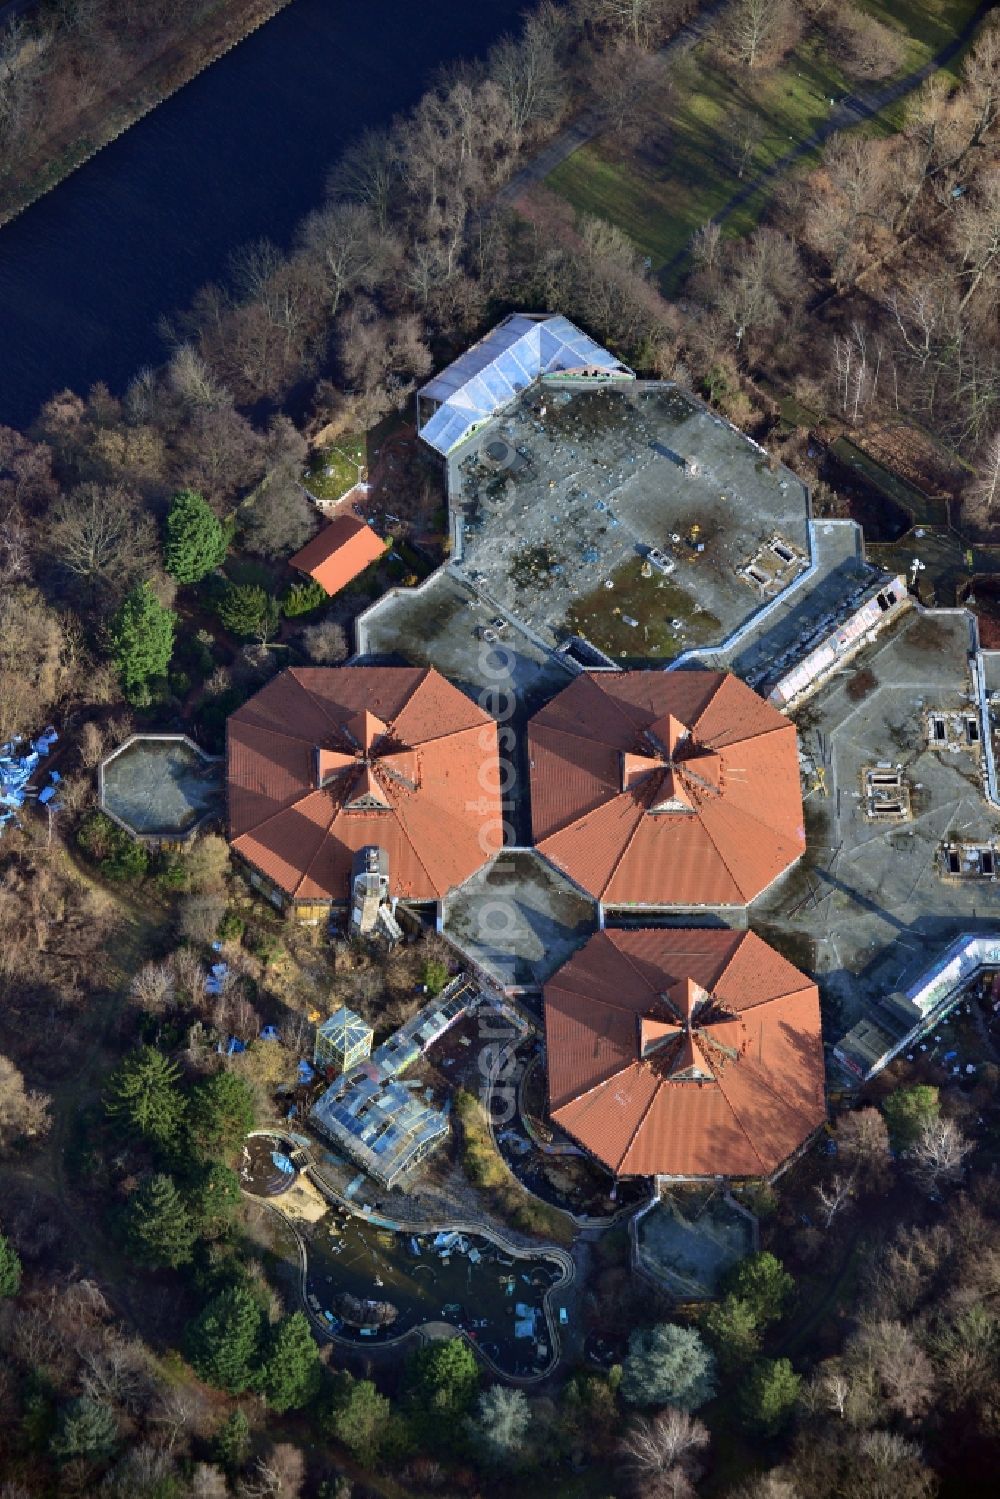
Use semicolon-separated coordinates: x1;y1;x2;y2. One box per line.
544;927;825;1179
288;513;385;597
226;666;501;918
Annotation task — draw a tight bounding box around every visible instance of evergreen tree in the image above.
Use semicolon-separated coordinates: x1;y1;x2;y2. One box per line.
213;1408;251;1471
620;1323;717;1410
50;1395;119;1461
882;1084;940;1151
125;1172;197;1268
407;1343;482;1421
216;583;280;641
701;1293;761;1371
185;1285;264;1394
164;489;228;583
263;1312;322;1412
187;1161;242;1239
105;1046;185;1151
323;1373;391;1465
738;1357;802;1434
0;1233;22;1297
721;1251;795;1327
186;1071;256;1162
109;581;176;705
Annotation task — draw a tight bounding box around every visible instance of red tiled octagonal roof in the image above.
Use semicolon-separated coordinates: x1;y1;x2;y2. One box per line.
227;667;501;902
544;927;825;1178
529;671;804;906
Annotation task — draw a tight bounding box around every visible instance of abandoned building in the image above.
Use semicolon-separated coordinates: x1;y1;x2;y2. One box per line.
528;670;805;910
544;927;825;1179
226;666;501;917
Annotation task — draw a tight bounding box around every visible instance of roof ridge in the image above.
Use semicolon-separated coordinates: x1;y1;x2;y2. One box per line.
615;1074;665;1173
708;1058;769;1173
599;792;655;898
550;1056;638;1116
284;668;357;738
290;794;345;899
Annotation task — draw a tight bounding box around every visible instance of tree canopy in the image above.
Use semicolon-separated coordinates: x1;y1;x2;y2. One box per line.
738;1356;802;1434
0;1233;22;1297
882;1085;940;1151
105;1046;185;1151
184;1284;264;1394
108;580;175;705
164;488;228;583
50;1395;119;1461
721;1251;795;1326
621;1323;718;1410
124;1171;197;1268
186;1071;255;1162
263;1312;322;1413
324;1373;392;1464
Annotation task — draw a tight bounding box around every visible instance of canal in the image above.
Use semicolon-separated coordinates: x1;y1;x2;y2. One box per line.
0;0;526;431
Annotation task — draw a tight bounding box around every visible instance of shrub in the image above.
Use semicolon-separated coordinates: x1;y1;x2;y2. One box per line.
422;958;450;997
77;811;149;882
282;578;328;616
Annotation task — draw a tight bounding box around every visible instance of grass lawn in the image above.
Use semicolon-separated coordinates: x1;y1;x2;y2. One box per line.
302;433;367;501
564;556;720;663
544;0;983;290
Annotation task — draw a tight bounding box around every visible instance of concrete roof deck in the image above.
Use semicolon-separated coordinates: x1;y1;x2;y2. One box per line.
447;383;811;664
752;607;1000;1040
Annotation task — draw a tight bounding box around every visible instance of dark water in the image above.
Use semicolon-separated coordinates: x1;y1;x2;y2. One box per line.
0;0;526;431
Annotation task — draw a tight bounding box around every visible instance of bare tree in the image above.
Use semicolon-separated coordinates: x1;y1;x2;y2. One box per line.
489;2;567;154
717;0;799;70
129;961;176;1017
47;481;156;602
620;1406;709;1493
237;1444;306;1499
726;106;765;181
815;1171;856;1228
848;1319;936;1421
953;167;1000;312
0;1054;52;1151
964;428;1000;523
297;202;398;320
300;618;349;664
908;1116;973;1193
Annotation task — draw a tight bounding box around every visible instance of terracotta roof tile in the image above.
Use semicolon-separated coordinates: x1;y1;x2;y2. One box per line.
544;929;825;1178
530;671;804;906
289;514;386;596
227;667;499;902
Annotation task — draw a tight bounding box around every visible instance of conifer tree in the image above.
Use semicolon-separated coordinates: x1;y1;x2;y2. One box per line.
125;1172;197;1268
185;1285;264;1393
109;581;175;705
186;1071;256;1162
164;489;228;583
0;1233;22;1297
105;1046;185;1151
263;1312;322;1412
